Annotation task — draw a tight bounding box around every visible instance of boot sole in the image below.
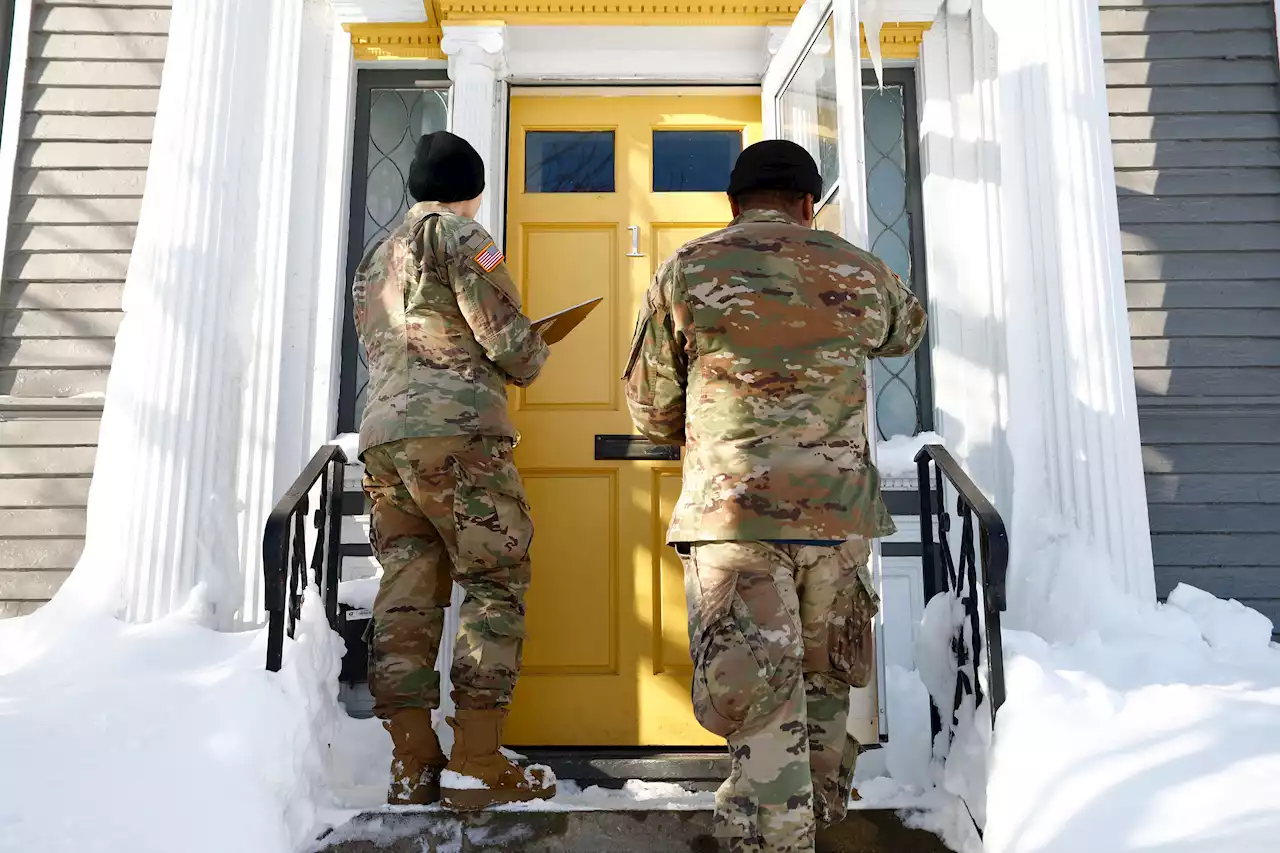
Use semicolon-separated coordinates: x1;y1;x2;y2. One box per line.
440;786;556;812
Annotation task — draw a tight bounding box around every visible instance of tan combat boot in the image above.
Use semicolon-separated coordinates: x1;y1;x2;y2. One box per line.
385;709;447;806
440;709;556;811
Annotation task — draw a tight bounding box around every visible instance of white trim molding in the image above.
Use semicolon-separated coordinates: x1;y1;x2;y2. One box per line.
504;26;771;84
329;0;427;22
877;0;945;21
917;1;1156;605
0;0;32;305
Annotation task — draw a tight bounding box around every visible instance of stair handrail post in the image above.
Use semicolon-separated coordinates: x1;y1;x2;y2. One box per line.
914;444;1010;729
261;443;349;672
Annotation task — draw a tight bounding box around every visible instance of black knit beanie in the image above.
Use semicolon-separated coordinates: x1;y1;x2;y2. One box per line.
727;139;823;200
407;131;486;203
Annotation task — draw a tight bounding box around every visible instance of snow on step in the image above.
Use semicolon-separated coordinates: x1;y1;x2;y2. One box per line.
312;805;954;853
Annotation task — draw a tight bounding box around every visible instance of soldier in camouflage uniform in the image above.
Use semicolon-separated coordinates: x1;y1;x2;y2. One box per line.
624;140;928;853
354;131;555;811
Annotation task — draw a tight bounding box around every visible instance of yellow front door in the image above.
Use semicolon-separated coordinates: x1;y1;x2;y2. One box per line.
503;91;762;746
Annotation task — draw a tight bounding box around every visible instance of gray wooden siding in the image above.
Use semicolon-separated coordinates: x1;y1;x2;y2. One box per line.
1101;0;1280;630
0;0;169;616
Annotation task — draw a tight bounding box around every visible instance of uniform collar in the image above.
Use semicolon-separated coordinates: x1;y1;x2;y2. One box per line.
730;208;806;228
407;201;456;221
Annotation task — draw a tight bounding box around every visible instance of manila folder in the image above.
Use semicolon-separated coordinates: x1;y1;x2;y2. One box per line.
530;297;603;345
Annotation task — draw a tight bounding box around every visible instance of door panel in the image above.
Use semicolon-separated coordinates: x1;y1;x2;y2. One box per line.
505;92;761;746
519;224;617;409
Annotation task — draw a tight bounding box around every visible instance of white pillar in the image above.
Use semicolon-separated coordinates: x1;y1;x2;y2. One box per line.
917;13;1009;503
920;1;1156;608
441;25;508;239
993;0;1155;602
61;0;346;628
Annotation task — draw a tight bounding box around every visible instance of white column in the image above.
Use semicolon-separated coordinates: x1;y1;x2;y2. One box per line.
993;0;1155;602
441;25;508;240
61;0;345;628
917;13;1008;502
919;1;1156;607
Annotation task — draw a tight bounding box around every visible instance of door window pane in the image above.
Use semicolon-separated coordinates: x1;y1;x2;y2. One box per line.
525;131;615;193
779;19;838;195
863;84;924;441
652;130;742;192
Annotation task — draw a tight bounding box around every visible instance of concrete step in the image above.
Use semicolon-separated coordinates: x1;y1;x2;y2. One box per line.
313;808;954;853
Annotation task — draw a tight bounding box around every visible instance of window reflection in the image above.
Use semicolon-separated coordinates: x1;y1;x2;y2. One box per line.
653;130;742;192
779;19;839;195
525;131;616;193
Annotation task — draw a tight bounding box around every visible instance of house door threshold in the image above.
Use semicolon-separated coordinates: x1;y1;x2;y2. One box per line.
516;748;728;789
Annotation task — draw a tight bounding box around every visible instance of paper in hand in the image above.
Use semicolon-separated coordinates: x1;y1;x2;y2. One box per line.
530;297;603;345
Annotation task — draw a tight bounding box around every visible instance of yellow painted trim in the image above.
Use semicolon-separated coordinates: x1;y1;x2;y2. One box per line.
860;21;930;61
347;16;930;63
438;1;804;26
346;22;445;61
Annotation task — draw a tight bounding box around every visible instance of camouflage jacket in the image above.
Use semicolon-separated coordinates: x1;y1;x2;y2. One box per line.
624;209;928;543
354;202;548;457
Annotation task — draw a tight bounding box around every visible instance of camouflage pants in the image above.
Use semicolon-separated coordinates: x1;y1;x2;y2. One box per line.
361;435;533;717
678;539;879;853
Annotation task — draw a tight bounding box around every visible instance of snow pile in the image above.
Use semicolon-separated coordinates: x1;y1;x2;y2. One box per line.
876;431;944;477
333;432;361;463
0;588;345;853
338;578;379;611
985;622;1280;853
899;501;1280;853
1166;583;1275;653
848;484;1280;853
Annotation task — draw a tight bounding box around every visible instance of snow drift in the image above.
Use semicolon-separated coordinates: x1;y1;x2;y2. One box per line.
0;588;344;853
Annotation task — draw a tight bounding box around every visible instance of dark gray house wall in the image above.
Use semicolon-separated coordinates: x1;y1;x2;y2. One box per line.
1101;0;1280;626
0;0;170;617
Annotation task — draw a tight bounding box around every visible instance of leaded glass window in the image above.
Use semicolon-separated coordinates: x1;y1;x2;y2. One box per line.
863;80;930;441
339;72;451;432
790;68;933;442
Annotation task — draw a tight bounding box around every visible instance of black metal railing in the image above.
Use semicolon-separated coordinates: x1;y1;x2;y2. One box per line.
263;444;347;672
916;445;1009;742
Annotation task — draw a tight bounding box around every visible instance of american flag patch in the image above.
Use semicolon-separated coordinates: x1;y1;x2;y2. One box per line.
475;242;504;272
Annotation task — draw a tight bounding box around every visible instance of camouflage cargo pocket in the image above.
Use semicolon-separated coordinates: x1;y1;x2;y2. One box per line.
829;565;879;688
449;444;534;574
691;610;760;737
686;549;800;739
